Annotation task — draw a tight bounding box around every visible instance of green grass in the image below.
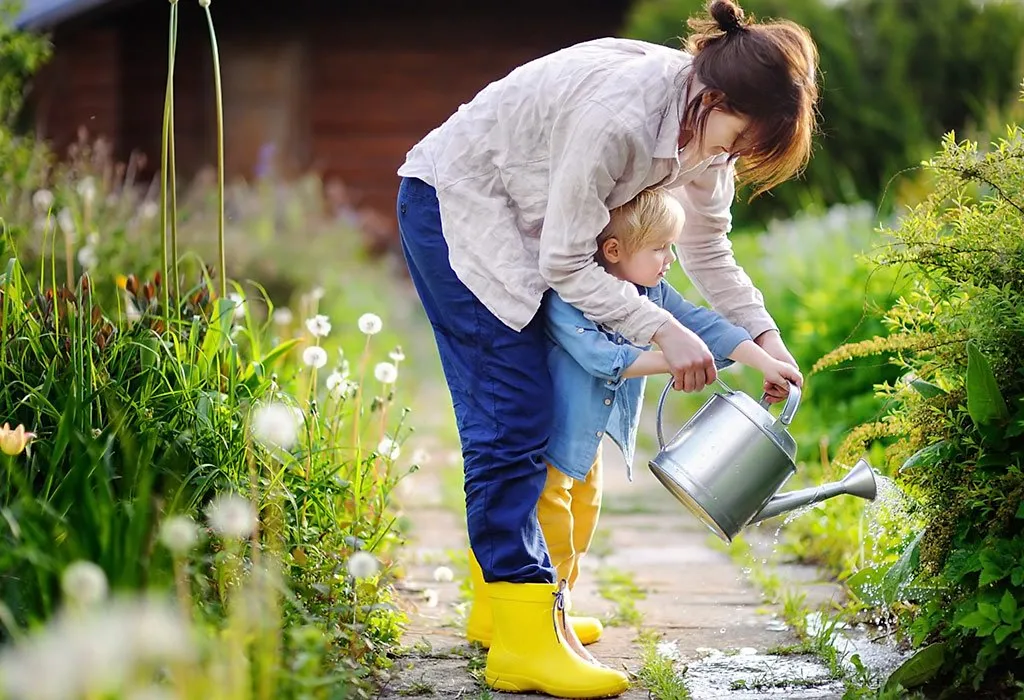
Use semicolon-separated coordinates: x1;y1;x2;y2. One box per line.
634;629;691;699
596;566;646;627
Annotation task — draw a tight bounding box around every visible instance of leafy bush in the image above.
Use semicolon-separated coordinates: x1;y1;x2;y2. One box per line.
624;0;1024;227
815;91;1024;694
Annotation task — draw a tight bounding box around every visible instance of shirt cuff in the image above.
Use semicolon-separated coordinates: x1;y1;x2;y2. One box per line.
606;345;644;389
709;326;753;365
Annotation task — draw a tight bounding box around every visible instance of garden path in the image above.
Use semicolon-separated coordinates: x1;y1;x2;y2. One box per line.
383;428;848;700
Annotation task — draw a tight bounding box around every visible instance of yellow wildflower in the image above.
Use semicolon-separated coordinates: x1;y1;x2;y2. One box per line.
0;423;35;456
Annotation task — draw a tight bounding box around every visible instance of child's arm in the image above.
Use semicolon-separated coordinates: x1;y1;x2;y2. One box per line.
622;343;802;391
543;291;644;385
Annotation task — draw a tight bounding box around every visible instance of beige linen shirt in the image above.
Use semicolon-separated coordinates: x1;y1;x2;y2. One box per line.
397;37;777;345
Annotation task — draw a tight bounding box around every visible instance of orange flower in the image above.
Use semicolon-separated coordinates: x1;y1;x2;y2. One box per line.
0;423;36;456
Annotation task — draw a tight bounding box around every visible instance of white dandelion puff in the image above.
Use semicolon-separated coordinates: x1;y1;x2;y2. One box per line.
424;589;440;608
159;515;199;554
357;313;382;335
347;551;380;579
432;566;454;583
389;346;405;363
377;437;401;461
32;189;54;212
77;246;98;270
228;293;246;320
251;402;300;450
326;371;352;397
272;307;293;326
61;561;108;606
140;201;159;220
302;346;328;369
374;362;398;384
57;208;76;238
77;177;96;205
305;314;331;338
206;493;257;539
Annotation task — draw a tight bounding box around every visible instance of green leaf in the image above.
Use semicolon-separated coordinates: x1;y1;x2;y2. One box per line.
957;611;988;630
899;440;950;474
978;602;1000;622
880;531;923;605
1016;501;1024;520
966;341;1009;425
909;378;946;398
847;566;887;606
993;625;1016;644
884;643;946;691
979;549;1015;586
999;591;1017;623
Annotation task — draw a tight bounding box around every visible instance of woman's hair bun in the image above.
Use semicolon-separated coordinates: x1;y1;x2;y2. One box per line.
709;0;745;35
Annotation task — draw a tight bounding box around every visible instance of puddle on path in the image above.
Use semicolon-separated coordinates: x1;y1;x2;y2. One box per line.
684;649;844;699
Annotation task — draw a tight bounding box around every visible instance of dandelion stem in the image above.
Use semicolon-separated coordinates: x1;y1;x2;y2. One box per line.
160;1;179;317
169;96;180;304
204;5;227;300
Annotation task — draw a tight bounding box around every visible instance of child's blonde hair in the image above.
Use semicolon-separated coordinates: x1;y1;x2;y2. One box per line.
598;189;685;255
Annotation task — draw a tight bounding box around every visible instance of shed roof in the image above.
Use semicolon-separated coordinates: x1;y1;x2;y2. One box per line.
13;0;115;30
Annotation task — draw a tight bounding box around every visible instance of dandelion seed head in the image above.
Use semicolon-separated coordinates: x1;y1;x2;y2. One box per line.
302;346;328;369
305;314;331;338
228;293;246;320
374;361;398;384
32;189;54;212
61;561;108;606
432;566;454;583
205;493;257;539
389;346;405;362
251;402;300;450
77;246;98;270
424;589;440;608
77;177;96;205
57;208;75;237
377;436;401;461
272;307;293;325
357;313;382;335
159;515;199;554
326;371;352;397
347;551;380;579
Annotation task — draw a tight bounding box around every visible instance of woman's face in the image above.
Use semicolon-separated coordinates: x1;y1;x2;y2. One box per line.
698;109;751;160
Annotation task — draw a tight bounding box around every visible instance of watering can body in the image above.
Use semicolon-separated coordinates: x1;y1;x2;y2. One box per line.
648;379;877;543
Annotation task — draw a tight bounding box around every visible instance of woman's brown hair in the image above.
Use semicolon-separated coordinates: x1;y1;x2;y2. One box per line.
683;0;819;196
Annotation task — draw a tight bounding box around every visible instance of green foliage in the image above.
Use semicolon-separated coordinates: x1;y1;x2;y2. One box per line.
813;92;1024;693
624;0;1024;227
0;1;50;126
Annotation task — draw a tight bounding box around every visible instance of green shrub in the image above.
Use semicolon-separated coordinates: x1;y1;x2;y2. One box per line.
624;0;1024;227
815;91;1024;694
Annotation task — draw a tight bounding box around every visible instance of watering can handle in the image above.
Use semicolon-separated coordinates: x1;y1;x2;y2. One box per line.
655;378;802;449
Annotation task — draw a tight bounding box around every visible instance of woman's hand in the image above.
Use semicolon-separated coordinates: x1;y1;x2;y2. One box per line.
653;320;717;392
755;330;800;403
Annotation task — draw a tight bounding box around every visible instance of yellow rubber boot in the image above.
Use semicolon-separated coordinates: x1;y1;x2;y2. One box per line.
537;464;604;645
466;546;603;647
484;581;629;698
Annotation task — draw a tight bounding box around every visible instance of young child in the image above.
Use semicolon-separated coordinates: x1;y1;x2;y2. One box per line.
464;188;801;649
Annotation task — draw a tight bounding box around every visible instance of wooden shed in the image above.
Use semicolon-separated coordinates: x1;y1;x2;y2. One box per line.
17;0;632;228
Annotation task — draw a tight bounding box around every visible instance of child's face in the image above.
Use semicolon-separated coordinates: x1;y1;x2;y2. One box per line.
605;233;678;288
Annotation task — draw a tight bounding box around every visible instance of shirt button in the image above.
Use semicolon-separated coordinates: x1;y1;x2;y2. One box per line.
606;380;613;386
576;328;585;334
604;398;612;406
595;431;603;438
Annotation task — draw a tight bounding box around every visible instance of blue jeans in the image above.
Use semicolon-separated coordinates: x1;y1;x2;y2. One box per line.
396;177;555;584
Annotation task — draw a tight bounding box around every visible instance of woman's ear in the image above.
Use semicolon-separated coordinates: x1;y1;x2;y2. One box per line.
601;237;623;263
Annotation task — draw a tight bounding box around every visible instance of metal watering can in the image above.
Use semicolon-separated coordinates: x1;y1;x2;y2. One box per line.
648;379;878;543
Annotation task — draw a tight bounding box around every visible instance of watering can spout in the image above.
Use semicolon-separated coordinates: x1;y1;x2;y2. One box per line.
748;458;878;525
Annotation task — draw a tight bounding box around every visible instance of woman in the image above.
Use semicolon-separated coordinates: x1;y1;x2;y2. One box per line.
395;1;818;696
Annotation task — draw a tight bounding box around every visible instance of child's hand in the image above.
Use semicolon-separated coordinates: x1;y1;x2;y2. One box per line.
761;359;803;400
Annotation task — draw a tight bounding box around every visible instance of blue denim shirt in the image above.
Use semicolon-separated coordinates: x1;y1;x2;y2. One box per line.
542;280;752;481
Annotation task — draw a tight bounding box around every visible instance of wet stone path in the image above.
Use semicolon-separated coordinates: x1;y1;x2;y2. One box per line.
383;441;849;699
